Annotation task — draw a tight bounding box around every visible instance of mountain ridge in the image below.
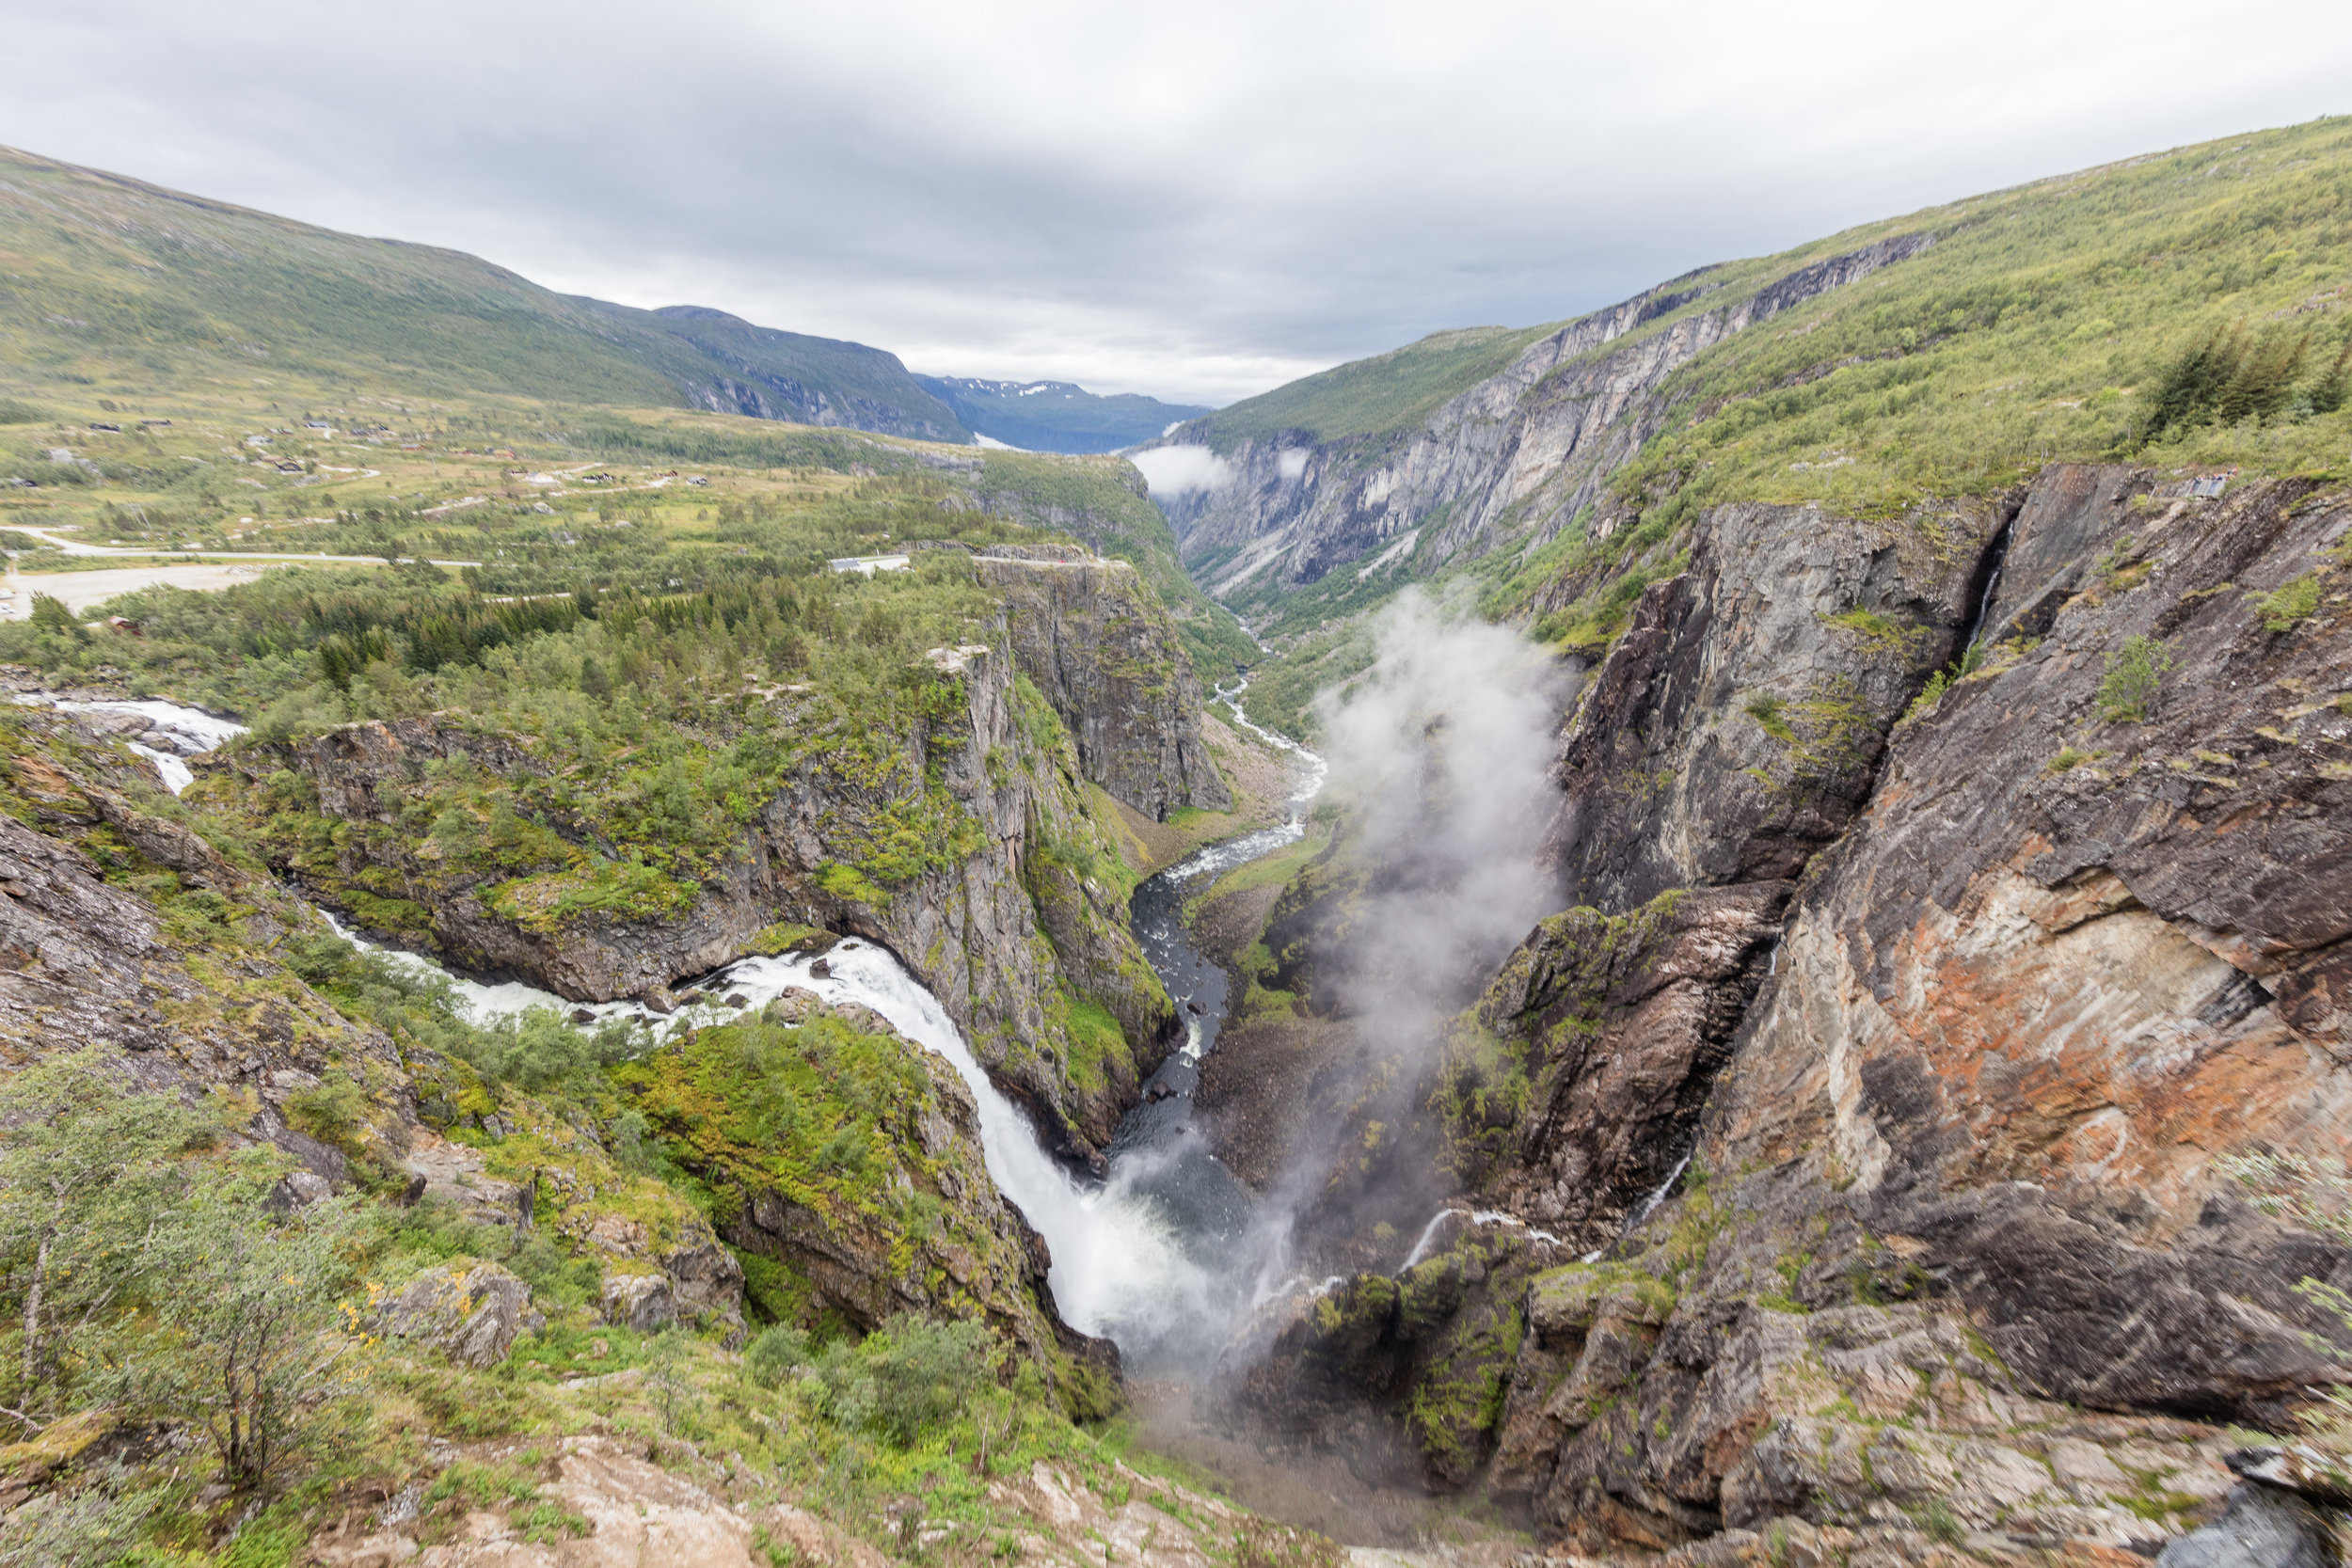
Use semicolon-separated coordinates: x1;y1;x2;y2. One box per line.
914;373;1211;453
0;143;971;441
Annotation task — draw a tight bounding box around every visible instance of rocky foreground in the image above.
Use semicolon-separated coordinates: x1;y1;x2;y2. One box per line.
1215;463;2352;1563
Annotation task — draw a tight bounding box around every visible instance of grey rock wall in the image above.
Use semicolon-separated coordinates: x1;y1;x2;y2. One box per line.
1148;235;1935;599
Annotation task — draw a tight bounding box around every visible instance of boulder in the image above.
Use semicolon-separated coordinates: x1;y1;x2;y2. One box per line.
267;1169;333;1211
602;1271;676;1333
377;1262;532;1369
2156;1484;2334;1568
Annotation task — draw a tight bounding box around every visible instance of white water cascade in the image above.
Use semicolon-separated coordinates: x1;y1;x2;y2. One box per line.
25;690;1325;1363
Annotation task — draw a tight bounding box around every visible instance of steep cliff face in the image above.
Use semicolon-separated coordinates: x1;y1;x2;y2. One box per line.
971;553;1231;819
1703;467;2352;1418
1380;493;1995;1247
0;707;754;1339
0;710;409;1188
1149;235;1932;595
1544;493;1999;907
1232;465;2352;1561
203;624;1179;1164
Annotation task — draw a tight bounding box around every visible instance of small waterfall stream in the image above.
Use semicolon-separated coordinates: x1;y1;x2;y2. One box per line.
29;685;1327;1371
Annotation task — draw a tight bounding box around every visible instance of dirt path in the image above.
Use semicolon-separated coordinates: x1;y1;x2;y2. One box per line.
1;561;311;618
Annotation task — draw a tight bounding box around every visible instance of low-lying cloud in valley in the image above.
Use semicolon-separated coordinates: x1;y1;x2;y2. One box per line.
1129;445;1232;495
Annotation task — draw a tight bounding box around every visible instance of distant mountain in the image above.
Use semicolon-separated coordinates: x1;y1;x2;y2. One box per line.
0;145;968;443
914;375;1211;454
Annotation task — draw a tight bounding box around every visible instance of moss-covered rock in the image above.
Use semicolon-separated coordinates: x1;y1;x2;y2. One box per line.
1434;883;1786;1254
617;1002;1108;1387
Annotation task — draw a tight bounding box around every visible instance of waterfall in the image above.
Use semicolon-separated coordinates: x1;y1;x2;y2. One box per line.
1623;1149;1693;1234
30;693;1277;1365
1399;1210;1455;1271
1397;1206;1564;1272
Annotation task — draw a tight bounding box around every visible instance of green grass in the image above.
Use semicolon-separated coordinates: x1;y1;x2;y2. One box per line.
1596;117;2352;523
1214;115;2352;717
0;145;960;439
1198;325;1559;450
1202;828;1329;903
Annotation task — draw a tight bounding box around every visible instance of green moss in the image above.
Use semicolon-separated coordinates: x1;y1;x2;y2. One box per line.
617;1016;941;1219
1057;994;1130;1100
486;856;701;932
1525;1263;1679;1332
1437;888;1690;1180
2250;570;2323;631
1820;607;1925;654
816;862;889;907
744;921;831;957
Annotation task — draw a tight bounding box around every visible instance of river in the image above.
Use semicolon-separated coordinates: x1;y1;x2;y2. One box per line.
26;681;1326;1373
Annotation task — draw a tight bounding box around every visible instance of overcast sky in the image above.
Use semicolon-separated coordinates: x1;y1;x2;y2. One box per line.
7;1;2349;404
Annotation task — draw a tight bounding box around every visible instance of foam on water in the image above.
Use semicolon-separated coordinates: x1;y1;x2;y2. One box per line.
16;695;249;793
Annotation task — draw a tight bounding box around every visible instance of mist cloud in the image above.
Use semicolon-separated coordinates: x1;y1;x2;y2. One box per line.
1311;589;1572;1049
1130;445;1232;495
1220;591;1574;1310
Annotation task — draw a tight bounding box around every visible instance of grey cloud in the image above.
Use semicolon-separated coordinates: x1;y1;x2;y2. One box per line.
6;0;2350;403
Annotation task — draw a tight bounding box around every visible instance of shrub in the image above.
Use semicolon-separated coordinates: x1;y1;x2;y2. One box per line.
745;1323;810;1389
26;594;85;642
0;1050;213;1413
814;1314;999;1448
134;1159;372;1486
1743;693;1794;741
2250;571;2322;632
283;1073;374;1155
456;1007;637;1099
2095;634;2174;723
1903;669;1951;723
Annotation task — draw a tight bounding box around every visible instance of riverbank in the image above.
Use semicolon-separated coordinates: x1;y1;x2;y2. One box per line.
1101;710;1303;874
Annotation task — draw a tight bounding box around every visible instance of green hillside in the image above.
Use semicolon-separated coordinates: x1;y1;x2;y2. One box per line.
1581;119;2352;522
1194;116;2352;738
638;306;967;438
0;145;964;440
1207;115;2352;522
1191;324;1558;450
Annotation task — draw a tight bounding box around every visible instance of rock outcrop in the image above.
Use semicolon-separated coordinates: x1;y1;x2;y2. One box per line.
203;612;1182;1161
0;708;408;1184
624;991;1120;1388
0;706;757;1360
375;1261;537;1369
1231;464;2352;1560
971;552;1230;819
1702;467;2352;1424
307;1433;1272;1568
